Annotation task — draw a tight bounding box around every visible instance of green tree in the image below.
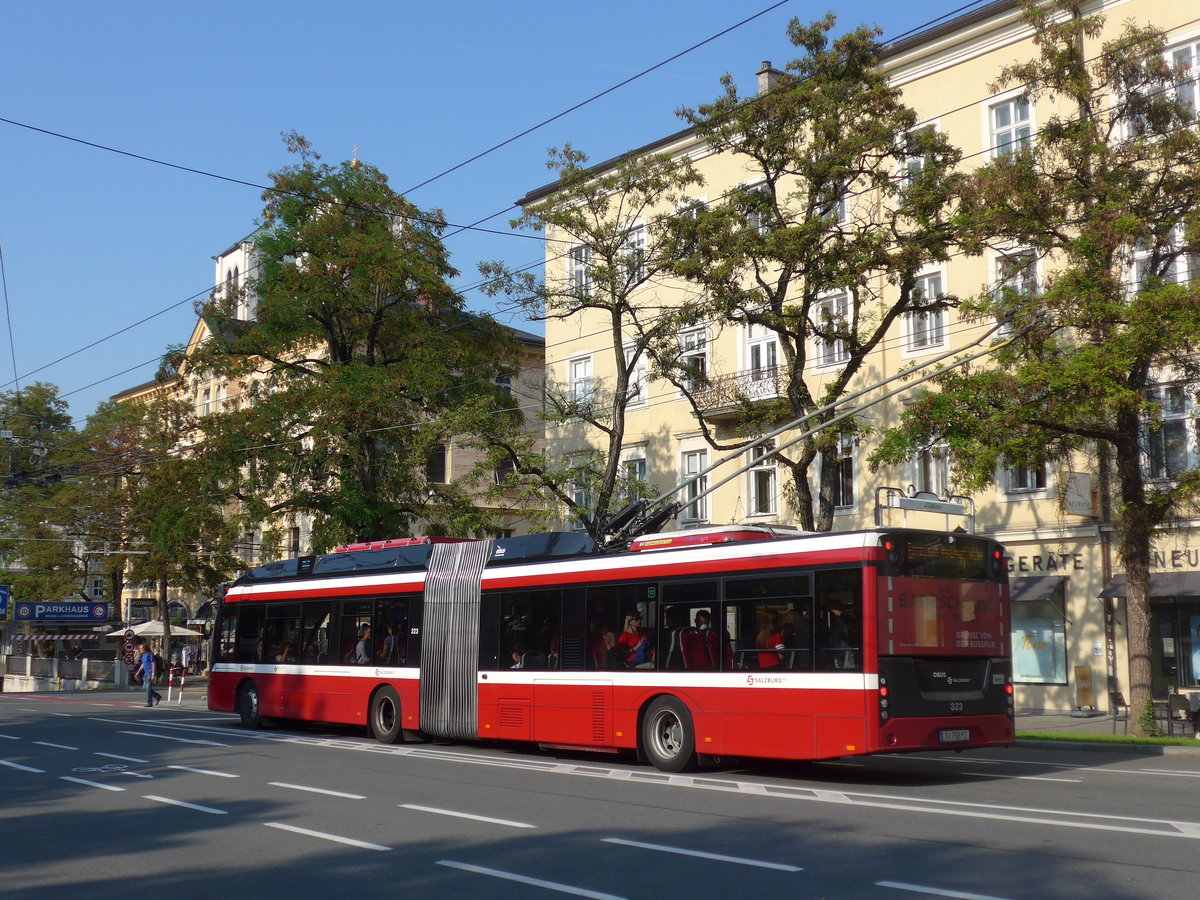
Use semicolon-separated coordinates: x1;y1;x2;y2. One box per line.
70;396;239;652
193;134;530;548
480;146;701;540
664;15;964;531
870;1;1200;734
0;383;87;610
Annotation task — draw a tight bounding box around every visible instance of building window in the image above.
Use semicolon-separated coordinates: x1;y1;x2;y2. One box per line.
748;443;777;516
1146;384;1196;480
622;456;647;502
1012;591;1068;685
1006;463;1047;493
679;328;708;390
817;181;848;224
831;434;855;509
622;225;647;285
912;443;950;497
747;320;778;383
289;526;301;558
990;96;1031;158
815;293;850;366
201;389;211;416
907;272;945;351
495;456;517;485
681;450;709;523
993;251;1037;332
90;578;105;599
568;244;592;296
568;356;594;405
1172;41;1199;115
901;124;936;186
741;182;772;234
426;444;448;485
568;460;593;530
624;346;647;406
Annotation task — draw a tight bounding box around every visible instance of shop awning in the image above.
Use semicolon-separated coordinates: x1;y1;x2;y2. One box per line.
1010;575;1066;603
1098;572;1200;598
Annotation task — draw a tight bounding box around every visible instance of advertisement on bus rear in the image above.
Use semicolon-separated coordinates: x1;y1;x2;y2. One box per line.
878;577;1008;657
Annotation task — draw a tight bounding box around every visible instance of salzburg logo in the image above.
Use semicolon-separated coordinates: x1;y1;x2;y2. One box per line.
92;606;107;618
16;604;31;618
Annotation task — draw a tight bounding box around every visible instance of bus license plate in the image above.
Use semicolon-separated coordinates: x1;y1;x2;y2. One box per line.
940;728;970;743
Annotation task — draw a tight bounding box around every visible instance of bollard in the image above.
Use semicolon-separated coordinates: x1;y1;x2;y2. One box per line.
177;671;185;704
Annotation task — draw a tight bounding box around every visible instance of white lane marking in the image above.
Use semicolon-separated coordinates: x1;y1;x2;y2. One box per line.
144;794;227;815
878;880;1013;900
18;708;38;712
438;860;624;900
0;734;19;740
1017;776;1083;783
1;759;45;773
61;776;124;792
400;803;535;828
169;765;239;778
96;752;149;763
602;837;801;871
264;822;389;851
118;730;230;747
33;741;78;751
269;781;364;799
49;712;72;717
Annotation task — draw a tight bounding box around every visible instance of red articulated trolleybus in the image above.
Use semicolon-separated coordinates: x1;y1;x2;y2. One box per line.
209;526;1014;771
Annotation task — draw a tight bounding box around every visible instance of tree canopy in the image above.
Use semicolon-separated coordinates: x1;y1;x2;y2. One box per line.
193;134;531;549
664;14;964;531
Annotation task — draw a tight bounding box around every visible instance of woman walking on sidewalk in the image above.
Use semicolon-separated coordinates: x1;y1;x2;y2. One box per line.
133;642;162;707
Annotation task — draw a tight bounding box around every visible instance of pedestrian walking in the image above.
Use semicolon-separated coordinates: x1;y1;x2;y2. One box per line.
133;642;162;707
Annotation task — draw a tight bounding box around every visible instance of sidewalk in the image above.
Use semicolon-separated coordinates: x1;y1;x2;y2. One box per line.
1016;706;1200;755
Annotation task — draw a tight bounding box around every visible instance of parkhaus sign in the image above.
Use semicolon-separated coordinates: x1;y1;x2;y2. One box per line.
14;602;109;622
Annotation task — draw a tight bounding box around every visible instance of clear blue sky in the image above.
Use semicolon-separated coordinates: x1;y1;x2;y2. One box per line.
0;0;973;424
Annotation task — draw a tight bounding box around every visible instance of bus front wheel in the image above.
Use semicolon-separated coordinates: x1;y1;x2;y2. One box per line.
237;681;262;729
370;686;404;744
641;696;697;772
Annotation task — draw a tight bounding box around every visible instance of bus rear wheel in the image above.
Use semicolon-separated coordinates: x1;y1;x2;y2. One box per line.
370;686;404;744
642;696;697;772
237;681;262;729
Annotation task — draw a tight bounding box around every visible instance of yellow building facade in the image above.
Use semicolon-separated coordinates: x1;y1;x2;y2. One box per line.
525;0;1200;713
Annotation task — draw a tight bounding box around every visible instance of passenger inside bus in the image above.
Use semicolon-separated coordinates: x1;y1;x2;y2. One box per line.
756;613;785;669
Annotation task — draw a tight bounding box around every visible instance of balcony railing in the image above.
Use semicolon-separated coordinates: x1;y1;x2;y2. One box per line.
692;366;784;419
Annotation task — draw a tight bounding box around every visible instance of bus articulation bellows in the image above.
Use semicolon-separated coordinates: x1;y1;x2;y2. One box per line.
208;526;1014;771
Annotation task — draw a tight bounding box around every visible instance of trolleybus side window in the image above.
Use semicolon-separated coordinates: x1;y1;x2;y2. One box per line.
586;582;657;670
299;602;331;664
659;579;721;670
725;574;814;671
339;600;373;665
216;612;237;661
375;598;411;666
235;604;263;663
264;603;301;664
501;589;561;669
815;569;862;671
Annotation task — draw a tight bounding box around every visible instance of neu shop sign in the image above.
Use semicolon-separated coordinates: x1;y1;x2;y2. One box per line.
14;602;109;622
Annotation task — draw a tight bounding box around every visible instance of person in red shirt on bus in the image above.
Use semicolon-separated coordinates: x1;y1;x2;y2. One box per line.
757;613;785;669
618;614;650;666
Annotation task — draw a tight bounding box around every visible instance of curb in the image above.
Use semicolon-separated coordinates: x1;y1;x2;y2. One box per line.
1016;737;1200;757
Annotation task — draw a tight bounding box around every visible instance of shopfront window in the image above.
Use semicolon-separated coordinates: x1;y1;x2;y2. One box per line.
1149;604;1200;696
1012;592;1067;685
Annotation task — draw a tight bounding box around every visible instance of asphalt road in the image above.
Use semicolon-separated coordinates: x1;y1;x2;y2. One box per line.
2;692;1199;899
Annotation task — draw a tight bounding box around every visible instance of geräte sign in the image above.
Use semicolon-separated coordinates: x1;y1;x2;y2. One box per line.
14;602;109;622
